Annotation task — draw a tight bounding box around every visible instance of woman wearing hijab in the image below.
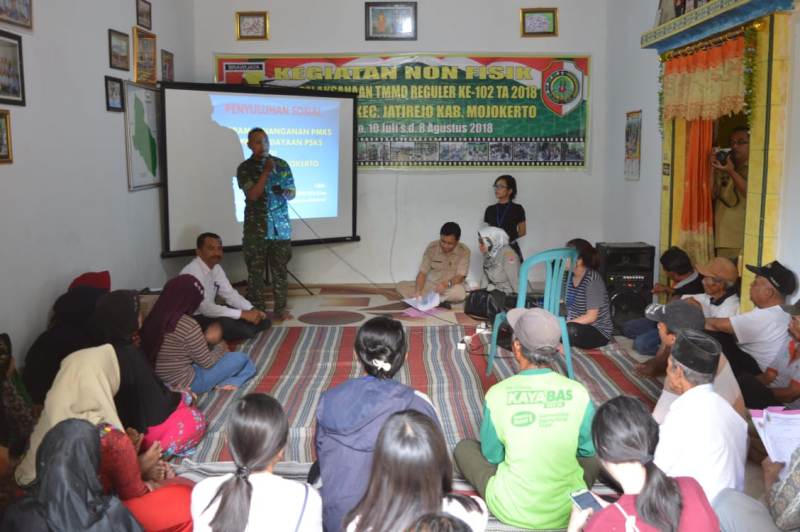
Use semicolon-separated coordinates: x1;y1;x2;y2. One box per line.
22;285;108;405
141;275;256;394
15;343;123;486
2;419;143;532
92;290;206;457
464;228;521;323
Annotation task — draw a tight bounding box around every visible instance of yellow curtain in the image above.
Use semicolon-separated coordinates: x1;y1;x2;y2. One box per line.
663;36;745;121
679;119;714;265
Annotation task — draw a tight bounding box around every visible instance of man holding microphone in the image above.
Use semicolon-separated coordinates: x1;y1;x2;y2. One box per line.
237;127;296;321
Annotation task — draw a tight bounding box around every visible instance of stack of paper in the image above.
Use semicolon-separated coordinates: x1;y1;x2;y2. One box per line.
403;291;440;312
751;407;800;479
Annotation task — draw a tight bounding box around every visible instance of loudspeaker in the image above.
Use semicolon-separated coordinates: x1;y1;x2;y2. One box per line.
596;242;655;331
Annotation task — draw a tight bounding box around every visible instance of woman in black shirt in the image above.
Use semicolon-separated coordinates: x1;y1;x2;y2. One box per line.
484;175;526;260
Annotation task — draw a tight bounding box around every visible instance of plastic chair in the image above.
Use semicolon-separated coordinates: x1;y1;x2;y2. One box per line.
487;247;578;378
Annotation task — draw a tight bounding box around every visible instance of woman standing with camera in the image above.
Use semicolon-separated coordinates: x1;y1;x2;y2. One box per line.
710;127;749;261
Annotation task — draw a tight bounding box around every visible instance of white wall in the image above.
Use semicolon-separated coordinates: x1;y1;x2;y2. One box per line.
189;0;612;288
778;10;800;300
0;1;194;360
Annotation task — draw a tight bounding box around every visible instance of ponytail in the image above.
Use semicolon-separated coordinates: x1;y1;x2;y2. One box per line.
207;472;255;532
636;461;682;532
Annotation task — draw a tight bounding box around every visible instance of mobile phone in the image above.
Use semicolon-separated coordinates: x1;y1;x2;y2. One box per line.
570;489;603;512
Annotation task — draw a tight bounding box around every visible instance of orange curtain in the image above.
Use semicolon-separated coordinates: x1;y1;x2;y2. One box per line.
680;119;714;265
663;36;745;121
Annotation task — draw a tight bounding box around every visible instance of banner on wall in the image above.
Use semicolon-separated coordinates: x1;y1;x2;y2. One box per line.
215;54;590;168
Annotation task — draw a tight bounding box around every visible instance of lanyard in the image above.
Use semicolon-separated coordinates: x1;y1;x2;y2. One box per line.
496;202;512;228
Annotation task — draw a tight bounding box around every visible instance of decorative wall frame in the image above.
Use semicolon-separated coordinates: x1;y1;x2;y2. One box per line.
136;0;152;30
236;11;269;40
365;2;417;41
520;8;558;37
105;76;124;112
132;27;157;84
0;110;11;163
108;29;130;71
161;49;174;81
0;29;24;106
0;0;32;29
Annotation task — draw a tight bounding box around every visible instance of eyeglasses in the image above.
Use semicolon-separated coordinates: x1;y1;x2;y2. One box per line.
492;184;508;190
731;140;749;146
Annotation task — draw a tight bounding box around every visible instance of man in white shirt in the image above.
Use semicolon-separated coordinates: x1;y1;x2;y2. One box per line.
181;232;270;341
705;260;795;377
654;329;747;504
682;256;740;318
646;300;747;423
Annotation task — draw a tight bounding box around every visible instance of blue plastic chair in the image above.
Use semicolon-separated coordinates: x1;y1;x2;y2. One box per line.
487;247;578;378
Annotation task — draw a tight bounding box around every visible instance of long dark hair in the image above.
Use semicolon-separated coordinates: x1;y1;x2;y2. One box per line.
592;396;682;532
204;394;288;532
346;411;474;532
566;238;598;270
355;316;407;379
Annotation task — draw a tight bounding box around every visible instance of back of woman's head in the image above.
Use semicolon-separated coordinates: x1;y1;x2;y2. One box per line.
91;290;140;346
355;316;407;379
407;512;471;532
566;238;598;269
347;410;451;532
593;396;682;532
206;393;288;532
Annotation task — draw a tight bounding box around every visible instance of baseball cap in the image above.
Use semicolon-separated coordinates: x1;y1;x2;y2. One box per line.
696;257;739;284
671;329;721;375
507;308;561;351
782;299;800;316
645;300;705;332
746;260;797;295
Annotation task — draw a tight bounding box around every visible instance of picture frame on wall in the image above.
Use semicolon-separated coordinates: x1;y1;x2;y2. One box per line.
124;81;161;191
0;29;24;106
161;49;174;82
105;76;124;112
132;27;157;84
0;0;32;29
108;29;130;71
625;110;642;181
235;11;269;40
136;0;152;30
520;8;558;37
365;2;417;41
0;110;12;164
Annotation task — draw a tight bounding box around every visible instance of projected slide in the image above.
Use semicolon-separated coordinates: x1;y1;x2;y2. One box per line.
209;94;340;222
163;85;356;253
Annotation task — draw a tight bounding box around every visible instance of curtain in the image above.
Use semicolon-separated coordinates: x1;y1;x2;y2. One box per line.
663;36;745;121
679;119;714;265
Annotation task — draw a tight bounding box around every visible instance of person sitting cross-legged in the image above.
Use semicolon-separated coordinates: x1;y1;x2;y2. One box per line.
654;329;748;503
181;232;270;341
454;308;597;530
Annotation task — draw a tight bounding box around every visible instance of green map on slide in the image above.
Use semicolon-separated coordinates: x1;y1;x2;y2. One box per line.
133;96;158;176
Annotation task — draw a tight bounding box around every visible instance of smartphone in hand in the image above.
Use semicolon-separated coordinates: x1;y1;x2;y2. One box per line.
570;489;603;512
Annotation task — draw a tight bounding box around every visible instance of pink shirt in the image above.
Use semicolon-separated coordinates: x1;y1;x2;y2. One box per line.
585;477;719;532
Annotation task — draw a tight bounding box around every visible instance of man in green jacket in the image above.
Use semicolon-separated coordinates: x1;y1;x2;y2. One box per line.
454;308;597;529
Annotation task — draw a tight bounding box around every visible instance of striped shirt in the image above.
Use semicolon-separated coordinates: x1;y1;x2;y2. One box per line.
566;268;614;338
155;315;226;389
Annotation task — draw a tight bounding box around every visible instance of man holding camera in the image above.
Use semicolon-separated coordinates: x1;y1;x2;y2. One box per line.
710;127;749;260
237;127;296;321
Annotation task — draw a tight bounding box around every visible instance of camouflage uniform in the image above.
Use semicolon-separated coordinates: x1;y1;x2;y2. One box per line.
236;155;295;314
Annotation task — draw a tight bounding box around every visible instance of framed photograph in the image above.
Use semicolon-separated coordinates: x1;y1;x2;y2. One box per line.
0;30;24;106
105;76;124;112
365;2;417;41
0;0;32;29
161;49;174;81
136;0;152;30
236;11;269;40
0;110;11;164
625;110;642;181
108;29;130;71
124;81;161;190
132;27;157;84
520;8;558;37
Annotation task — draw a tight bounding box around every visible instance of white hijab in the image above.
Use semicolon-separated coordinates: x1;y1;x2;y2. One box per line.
478;227;510;260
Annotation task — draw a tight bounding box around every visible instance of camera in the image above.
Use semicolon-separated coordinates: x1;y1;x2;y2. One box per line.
715;148;731;165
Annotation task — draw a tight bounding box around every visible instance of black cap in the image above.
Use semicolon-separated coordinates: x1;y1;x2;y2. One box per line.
671;329;721;375
782;299;800;316
645;300;705;332
746;260;797;295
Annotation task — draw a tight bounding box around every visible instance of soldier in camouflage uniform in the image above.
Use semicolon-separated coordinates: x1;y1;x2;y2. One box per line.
236;128;296;320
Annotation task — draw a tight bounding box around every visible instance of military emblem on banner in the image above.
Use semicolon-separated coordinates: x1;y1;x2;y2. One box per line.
541;60;584;117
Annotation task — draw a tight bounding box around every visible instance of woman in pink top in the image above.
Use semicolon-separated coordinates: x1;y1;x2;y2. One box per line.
567;396;719;532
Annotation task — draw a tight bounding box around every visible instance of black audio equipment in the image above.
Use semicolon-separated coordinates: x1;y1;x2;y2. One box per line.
596;242;656;332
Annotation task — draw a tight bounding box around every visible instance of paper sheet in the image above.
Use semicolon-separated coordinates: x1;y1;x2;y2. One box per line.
403;291;440;312
750;408;800;480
